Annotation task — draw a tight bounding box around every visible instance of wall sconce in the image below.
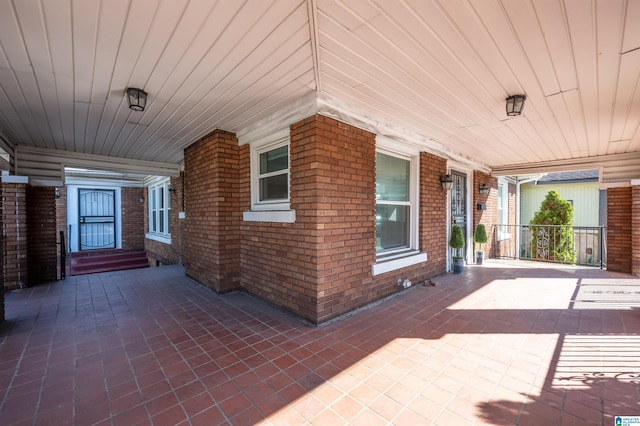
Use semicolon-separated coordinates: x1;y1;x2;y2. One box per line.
478;183;490;196
506;94;526;116
440;174;453;191
55;188;60;199
126;88;148;111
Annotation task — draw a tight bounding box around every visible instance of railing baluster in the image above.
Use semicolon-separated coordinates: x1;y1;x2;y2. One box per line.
491;223;606;267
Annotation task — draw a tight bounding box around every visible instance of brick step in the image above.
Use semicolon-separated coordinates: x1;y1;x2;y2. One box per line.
69;251;149;276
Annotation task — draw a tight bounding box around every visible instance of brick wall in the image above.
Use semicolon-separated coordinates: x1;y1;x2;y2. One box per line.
239;116;448;323
473;171;498;260
607;187;632;273
2;183;27;290
633;185;640;276
26;186;58;284
184;130;244;292
145;173;185;266
419;153;448;276
121;187;145;251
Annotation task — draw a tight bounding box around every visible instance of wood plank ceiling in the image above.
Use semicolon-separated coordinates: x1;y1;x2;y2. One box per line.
0;0;639;176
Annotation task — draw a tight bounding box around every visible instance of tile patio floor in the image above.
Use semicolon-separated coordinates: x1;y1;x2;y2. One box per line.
1;260;639;425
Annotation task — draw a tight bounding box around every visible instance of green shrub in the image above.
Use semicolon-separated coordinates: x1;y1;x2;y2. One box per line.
530;190;576;263
473;224;488;252
449;224;465;258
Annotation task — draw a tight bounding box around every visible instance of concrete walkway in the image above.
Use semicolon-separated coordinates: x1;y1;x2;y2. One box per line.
1;260;639;425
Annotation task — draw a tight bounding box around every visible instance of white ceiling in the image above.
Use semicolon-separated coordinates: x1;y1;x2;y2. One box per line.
1;0;639;176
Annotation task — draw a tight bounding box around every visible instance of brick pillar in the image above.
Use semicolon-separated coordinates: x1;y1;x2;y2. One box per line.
26;186;57;284
183;130;243;292
632;184;640;276
2;182;28;289
121;187;145;251
607;187;632;273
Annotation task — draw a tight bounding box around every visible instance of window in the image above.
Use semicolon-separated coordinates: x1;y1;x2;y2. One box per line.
376;152;412;252
373;141;426;275
147;178;171;243
243;129;295;223
258;144;289;204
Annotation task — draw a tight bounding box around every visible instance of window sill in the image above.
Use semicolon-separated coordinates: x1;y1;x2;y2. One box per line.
372;251;427;276
146;233;171;245
243;210;296;223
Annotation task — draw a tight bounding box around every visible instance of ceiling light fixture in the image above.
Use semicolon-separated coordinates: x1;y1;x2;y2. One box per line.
126;88;147;111
506;94;526;116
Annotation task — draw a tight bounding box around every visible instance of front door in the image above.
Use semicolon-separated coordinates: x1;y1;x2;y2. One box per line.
450;170;467;260
78;189;116;250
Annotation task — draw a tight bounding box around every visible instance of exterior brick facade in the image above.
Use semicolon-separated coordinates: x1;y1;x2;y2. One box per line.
26;186;58;284
121;187;145;251
633;185;640;276
419;152;448;276
145;173;185;266
607;187;632;273
2;182;28;290
184;130;245;292
473;171;498;261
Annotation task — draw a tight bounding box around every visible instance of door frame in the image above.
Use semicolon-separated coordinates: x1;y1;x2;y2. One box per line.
67;184;123;253
446;165;473;270
78;188;117;251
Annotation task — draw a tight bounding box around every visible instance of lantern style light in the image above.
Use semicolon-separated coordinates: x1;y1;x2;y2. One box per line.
126;88;147;111
506;94;526;116
478;183;490;195
440;174;453;191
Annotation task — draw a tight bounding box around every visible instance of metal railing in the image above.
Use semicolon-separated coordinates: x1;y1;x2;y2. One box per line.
493;224;606;268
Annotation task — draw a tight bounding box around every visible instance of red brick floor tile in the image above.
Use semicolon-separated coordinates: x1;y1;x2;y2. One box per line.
151;403;187;426
181;391;216;417
217;392;252;418
111;405;149;426
1;263;638;425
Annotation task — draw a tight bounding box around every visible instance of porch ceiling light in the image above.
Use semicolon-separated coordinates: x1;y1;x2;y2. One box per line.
506;94;526;116
478;183;490;195
126;88;147;111
440;174;453;191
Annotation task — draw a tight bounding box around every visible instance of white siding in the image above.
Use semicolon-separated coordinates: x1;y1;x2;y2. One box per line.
520;182;600;227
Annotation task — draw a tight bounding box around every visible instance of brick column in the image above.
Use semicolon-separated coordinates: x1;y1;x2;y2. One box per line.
26;186;57;284
2;180;28;289
607;187;632;273
632;184;640;276
183;130;244;292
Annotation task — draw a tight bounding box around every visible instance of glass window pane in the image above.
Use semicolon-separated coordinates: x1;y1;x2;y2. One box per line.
376;204;409;250
158;187;164;208
376;153;409;202
260;145;288;174
260;174;288;201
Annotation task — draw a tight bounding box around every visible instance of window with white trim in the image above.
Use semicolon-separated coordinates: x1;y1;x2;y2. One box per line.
148;179;170;239
243;130;295;223
373;142;426;275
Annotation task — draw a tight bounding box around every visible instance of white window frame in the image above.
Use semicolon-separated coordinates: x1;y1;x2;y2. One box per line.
243;128;295;223
373;137;426;275
497;178;511;241
146;177;171;244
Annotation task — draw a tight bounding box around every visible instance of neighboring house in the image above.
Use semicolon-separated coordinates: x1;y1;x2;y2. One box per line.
520;170;605;226
519;170;606;266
